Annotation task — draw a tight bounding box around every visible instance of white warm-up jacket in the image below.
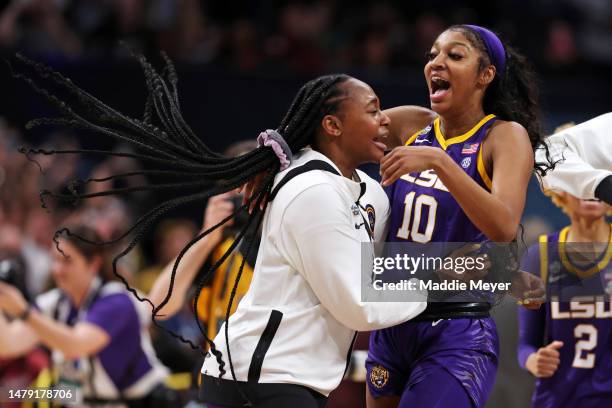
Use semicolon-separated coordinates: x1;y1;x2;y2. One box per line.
201;148;426;396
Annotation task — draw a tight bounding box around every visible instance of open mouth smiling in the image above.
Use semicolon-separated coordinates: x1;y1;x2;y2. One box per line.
431;76;451;95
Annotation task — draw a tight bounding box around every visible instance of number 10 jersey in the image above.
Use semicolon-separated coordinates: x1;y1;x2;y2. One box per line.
386;114;496;244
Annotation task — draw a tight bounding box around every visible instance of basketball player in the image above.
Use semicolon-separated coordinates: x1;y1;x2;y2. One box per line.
536;113;612;206
518;191;612;407
365;25;548;408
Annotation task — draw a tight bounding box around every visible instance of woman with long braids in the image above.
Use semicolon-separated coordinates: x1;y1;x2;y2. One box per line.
363;25;549;408
197;75;430;407
12;56;427;407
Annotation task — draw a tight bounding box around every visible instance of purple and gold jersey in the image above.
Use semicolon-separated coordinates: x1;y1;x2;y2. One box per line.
367;115;501;407
386;114;495;244
518;226;612;408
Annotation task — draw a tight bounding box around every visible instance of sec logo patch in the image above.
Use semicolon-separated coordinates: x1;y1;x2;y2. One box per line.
369;365;389;389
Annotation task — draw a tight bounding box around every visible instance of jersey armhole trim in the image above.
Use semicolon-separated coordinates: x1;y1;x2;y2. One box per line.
538;234;548;285
404;129;421;146
477;146;493;190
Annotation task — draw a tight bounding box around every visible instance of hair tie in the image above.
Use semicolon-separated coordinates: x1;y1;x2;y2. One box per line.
257;129;292;171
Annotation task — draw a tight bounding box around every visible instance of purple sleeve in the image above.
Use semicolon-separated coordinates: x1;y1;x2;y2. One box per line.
517;243;546;369
85;293;138;339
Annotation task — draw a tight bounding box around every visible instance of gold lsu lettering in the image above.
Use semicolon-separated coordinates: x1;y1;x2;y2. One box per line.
400;170;449;192
551;296;612;319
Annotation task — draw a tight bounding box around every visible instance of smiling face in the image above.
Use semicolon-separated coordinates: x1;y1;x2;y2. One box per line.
424;29;495;116
321;78;390;165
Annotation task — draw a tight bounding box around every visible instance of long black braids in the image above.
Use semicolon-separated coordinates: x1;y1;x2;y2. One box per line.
11;50;353;384
448;25;555;176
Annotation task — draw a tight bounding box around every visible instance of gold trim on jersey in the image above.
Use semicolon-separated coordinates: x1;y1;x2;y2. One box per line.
558;225;612;278
539;234;549;284
433;114;496;150
477;146;493;190
405;129;422;146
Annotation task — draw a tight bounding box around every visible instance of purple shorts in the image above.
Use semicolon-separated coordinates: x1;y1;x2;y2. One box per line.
366;318;499;408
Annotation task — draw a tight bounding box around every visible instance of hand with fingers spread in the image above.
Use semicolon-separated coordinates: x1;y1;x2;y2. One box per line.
526;341;564;378
380;146;443;187
511;270;546;310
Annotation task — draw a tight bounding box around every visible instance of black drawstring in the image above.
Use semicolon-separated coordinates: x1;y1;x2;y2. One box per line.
353;181;374;241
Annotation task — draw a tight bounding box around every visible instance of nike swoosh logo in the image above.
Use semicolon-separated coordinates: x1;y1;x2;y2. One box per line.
548;273;564;283
414;139;429;144
432;319;444;327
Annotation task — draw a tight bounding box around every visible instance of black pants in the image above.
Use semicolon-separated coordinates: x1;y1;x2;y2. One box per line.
200;375;328;408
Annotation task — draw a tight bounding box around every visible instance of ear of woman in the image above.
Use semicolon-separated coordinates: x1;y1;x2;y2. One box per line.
322;114;343;137
478;65;496;88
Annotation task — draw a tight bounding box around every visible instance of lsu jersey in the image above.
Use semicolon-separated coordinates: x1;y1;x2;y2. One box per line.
519;226;612;407
386;114;496;244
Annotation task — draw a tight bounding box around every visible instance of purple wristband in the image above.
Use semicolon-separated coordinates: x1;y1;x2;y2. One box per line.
257;129;292;171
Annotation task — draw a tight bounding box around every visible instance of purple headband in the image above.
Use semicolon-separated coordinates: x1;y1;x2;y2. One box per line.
464;25;506;77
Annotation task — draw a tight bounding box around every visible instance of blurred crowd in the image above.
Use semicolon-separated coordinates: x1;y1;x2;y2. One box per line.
0;0;611;74
0;117;207;403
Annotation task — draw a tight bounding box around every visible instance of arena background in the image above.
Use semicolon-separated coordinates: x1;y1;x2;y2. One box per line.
0;1;611;407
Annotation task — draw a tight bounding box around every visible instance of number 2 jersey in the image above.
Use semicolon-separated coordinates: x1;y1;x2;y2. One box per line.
518;226;612;408
385;114;495;244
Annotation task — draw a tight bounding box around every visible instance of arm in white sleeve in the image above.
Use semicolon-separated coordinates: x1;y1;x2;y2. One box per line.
536;113;612;199
280;183;426;332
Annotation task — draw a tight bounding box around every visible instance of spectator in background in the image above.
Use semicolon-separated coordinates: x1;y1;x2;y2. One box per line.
0;0;82;56
21;208;54;295
0;119;34;227
545;20;577;68
569;0;612;66
0;223;171;407
271;1;333;73
0;225;49;408
137;218;198;294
